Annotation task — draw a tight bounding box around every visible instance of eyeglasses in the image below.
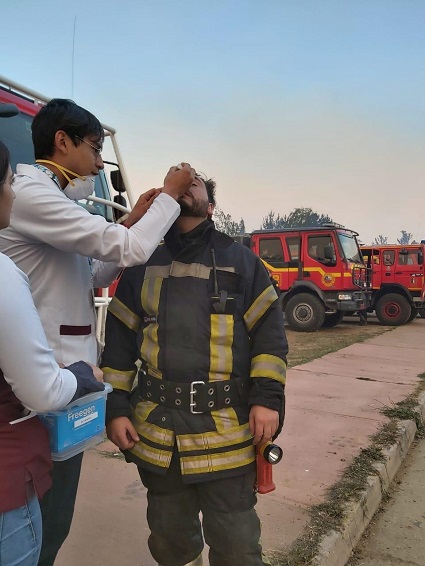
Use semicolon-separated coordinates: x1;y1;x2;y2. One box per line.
75;136;102;156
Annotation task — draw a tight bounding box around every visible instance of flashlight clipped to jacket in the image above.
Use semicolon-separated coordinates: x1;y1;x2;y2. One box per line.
256;441;283;494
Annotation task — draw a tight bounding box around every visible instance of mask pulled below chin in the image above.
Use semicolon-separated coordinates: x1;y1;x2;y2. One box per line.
35;159;96;200
63;176;96;200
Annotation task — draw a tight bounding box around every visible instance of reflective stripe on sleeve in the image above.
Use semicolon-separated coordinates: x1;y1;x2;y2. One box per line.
250;354;287;385
129;440;173;469
243;285;278;332
103;367;136;392
108;297;141;332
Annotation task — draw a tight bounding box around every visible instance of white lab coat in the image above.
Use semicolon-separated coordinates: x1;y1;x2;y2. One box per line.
0;253;77;411
0;164;180;366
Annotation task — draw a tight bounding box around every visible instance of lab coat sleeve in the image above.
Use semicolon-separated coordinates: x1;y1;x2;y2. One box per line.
13;181;180;268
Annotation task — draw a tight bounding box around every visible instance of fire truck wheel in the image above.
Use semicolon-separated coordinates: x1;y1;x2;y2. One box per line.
407;307;419;323
322;311;344;328
375;294;411;326
285;293;326;332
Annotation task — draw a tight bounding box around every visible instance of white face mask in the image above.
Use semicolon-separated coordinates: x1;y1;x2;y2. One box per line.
63;176;96;200
35;159;96;200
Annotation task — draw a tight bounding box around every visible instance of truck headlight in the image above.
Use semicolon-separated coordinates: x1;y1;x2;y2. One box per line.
338;293;353;301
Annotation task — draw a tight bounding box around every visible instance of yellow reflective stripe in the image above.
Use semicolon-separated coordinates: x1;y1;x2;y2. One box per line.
108;297;141;332
141;275;162;315
211;407;239;433
180;445;255;475
131;400;174;446
251;354;287;385
145;265;171;279
132;418;174;447
140;276;162;368
103;367;136;392
177;422;252;451
169;261;236;280
170;261;211;279
146;363;163;379
210;314;233;378
144;263;236;280
244;286;277;332
134;422;174;447
128;440;173;469
132;398;157;422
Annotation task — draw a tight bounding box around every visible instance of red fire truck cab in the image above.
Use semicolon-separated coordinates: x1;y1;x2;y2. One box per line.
237;224;372;332
360;244;425;325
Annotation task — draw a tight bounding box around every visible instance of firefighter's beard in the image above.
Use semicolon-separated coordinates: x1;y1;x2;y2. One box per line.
178;195;209;219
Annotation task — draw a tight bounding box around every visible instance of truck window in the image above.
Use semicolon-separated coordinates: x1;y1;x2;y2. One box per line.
337;232;362;263
0;113;35;168
259;238;284;263
307;235;335;265
383;250;395;266
285;237;300;260
398;251;418;266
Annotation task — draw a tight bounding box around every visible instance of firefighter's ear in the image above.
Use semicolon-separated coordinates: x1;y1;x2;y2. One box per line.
207;202;214;218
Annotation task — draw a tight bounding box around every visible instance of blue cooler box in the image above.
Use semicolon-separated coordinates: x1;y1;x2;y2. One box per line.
39;383;112;461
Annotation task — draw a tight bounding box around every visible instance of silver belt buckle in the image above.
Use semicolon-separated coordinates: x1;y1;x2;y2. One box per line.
190;381;205;414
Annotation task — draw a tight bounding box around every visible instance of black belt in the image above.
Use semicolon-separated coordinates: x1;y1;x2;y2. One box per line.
139;373;251;413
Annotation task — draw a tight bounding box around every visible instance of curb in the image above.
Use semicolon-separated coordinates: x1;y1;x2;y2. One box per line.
310;390;425;566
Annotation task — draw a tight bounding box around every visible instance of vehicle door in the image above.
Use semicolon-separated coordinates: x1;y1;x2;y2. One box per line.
395;248;423;293
305;233;338;289
258;236;287;291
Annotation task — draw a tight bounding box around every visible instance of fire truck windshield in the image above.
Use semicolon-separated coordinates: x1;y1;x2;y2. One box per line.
338;232;362;263
0;112;35;169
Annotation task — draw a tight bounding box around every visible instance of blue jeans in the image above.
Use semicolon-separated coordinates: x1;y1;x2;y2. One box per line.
0;494;42;566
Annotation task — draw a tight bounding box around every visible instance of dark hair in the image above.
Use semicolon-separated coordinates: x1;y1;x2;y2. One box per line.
0;140;10;190
195;172;216;207
32;98;104;159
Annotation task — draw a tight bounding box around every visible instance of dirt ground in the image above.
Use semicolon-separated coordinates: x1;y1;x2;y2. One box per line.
286;316;394;368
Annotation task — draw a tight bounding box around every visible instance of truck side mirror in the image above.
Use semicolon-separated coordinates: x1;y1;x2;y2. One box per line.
418;253;424;265
110;169;125;193
113;194;127;222
0;103;20;118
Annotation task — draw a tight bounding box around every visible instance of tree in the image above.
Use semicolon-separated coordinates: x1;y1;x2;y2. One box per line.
213;206;245;236
283;207;333;228
397;230;414;245
260;207;333;230
261;211;286;230
373;235;388;245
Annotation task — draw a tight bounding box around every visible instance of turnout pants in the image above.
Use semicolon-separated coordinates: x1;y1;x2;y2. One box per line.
38;452;84;566
138;452;270;566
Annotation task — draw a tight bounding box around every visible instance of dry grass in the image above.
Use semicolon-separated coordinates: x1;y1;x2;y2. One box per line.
286;319;394;368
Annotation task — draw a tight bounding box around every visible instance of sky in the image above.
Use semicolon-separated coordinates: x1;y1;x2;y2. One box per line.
1;0;425;244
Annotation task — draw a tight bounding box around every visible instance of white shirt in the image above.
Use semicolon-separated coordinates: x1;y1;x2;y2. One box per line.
0;253;77;412
0;164;180;365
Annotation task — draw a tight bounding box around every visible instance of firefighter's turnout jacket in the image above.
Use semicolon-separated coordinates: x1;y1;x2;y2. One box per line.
102;220;287;483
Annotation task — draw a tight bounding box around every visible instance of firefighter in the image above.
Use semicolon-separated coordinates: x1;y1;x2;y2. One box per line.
102;172;287;566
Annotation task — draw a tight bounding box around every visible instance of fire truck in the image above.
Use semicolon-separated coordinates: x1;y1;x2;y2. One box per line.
360;244;425;325
236;224;372;332
0;75;133;340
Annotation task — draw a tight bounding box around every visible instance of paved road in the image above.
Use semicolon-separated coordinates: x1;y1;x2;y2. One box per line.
55;321;425;566
350;437;425;566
